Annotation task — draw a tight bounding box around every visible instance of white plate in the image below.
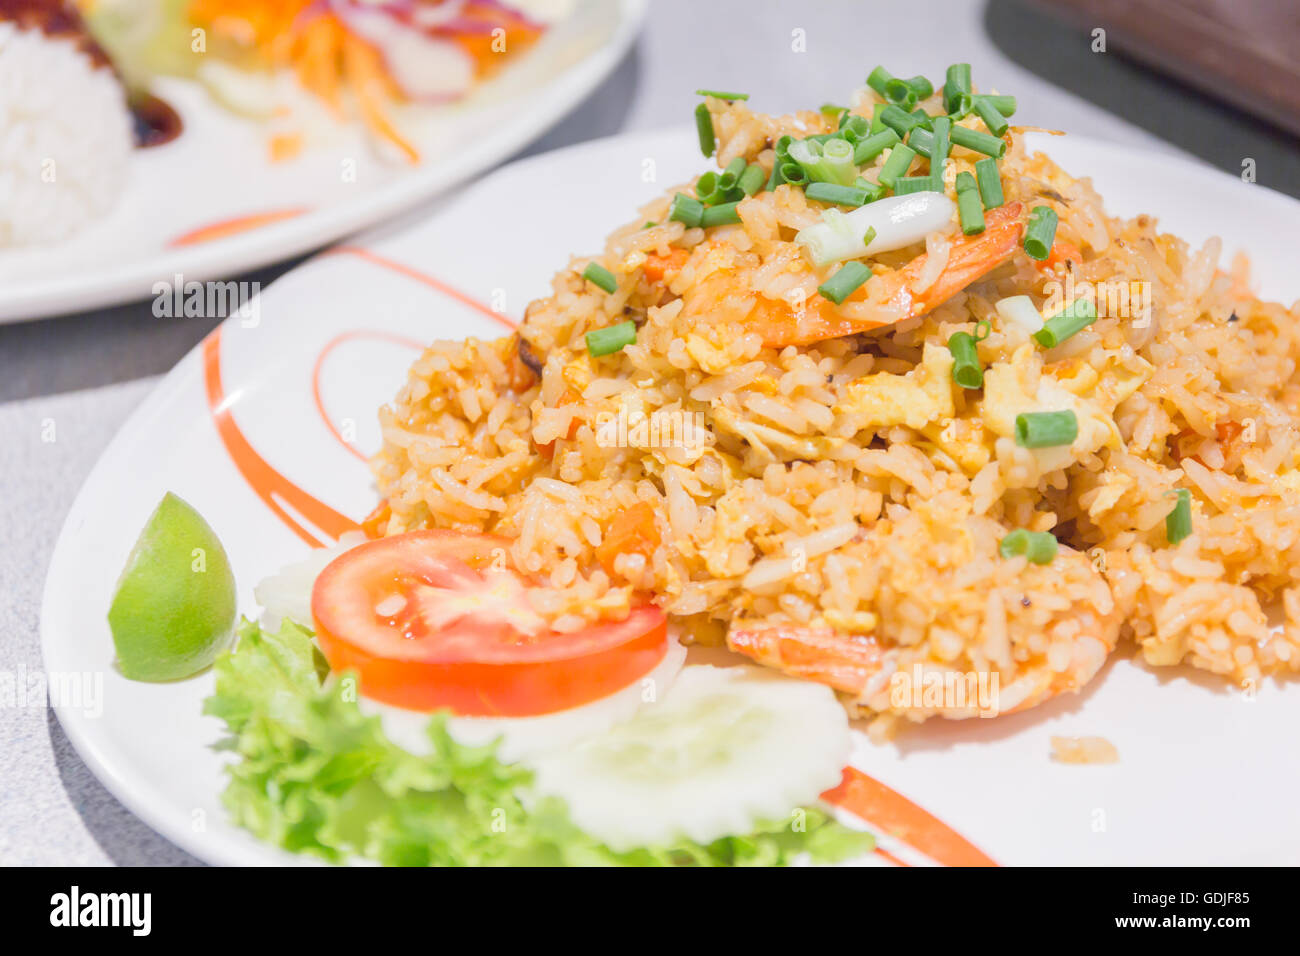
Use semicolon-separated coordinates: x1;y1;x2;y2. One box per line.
0;0;645;323
41;127;1300;866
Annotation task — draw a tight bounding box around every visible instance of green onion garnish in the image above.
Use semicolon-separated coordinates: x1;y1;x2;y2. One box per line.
977;94;1017;117
1165;489;1193;545
852;128;900;165
893;175;935;195
955;171;985;235
943;63;972;114
586;320;637;357
581;262;618;294
866;66;894;98
877;143;917;188
906;76;935;100
1033;298;1097;348
780;162;809;185
1014;410;1079;448
950;125;1007;158
789;137;856;186
695;103;715;157
818;261;873;305
718;156;747;191
869;103;888;134
806;182;871;207
839;114;870;145
696;89;749;101
862;225;877;248
766;161;785;191
700;201;742;227
739;162;766;196
696;170;722;204
879;104;919;138
930;116;951;189
999;528;1058;564
668;192;704;228
947;330;984;389
885;77;918;109
975;157;1004;209
910;109;934;131
1023;205;1059;260
907;127;934;159
973;96;1009;137
853;178;886;203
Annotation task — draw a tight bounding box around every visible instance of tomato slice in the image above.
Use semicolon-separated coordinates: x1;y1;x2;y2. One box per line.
310;530;668;716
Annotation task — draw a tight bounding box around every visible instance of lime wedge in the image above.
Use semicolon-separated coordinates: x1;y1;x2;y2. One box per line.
108;492;237;681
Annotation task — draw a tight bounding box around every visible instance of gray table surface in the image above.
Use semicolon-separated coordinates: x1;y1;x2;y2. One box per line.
3;0;1296;866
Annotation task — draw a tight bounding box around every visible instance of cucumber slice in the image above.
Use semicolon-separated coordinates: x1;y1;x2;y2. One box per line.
527;664;851;851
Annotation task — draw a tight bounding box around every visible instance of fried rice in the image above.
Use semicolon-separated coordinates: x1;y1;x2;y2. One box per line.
370;84;1300;735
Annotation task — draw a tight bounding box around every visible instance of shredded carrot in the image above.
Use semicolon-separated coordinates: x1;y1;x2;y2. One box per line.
596;502;661;577
643;248;690;283
341;32;420;164
360;501;391;539
536;389;582;459
1037;238;1083;271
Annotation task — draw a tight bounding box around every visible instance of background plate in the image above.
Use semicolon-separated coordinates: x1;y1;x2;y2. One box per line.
41;127;1300;865
0;0;645;323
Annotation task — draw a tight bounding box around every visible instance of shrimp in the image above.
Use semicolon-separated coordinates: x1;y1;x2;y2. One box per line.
749;202;1025;348
725;526;1124;724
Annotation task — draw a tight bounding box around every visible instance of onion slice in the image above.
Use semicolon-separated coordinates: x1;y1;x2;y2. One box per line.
795;191;957;267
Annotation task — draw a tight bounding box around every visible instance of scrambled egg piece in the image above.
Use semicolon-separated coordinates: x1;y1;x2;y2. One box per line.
837;343;956;431
982;344;1151;473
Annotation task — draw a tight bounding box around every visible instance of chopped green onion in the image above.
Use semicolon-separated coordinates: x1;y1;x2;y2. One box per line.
817;261;873;305
975;157;1004;209
766;161;785;191
946;92;973;119
893;175;935;195
1033;298;1097;348
853;128;901;165
947;330;984;389
642;221;657;229
885;78;918;110
876;143;917;188
820;136;858;185
581;262;618;294
585;320;636;357
1015;410;1078;448
862;225;877;247
955;171;985;235
739;163;766;196
780;161;809;185
950;125;1007;158
906;76;935;100
695;170;722;204
869;103;888;134
943;63;972;114
866;66;894;98
977;94;1017;117
930;116;951;189
718;156;747;191
973;96;1009;137
853;178;886;203
695;103;715;157
700;201;742;227
1023;205;1059;260
999;528;1058;564
909;109;934;131
1165;489;1193;545
696;89;749;101
839;114;870;145
806;182;872;207
668;192;704;228
879;104;919;138
821;103;848;120
908;127;934;159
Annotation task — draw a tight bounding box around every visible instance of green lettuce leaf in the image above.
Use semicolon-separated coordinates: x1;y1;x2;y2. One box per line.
204;618;875;866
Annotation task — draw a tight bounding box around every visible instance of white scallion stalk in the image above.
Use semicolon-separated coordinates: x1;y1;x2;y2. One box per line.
795;192;957;267
996;295;1045;334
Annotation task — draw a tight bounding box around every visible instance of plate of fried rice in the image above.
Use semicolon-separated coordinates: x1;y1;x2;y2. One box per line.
0;0;644;321
42;68;1300;866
